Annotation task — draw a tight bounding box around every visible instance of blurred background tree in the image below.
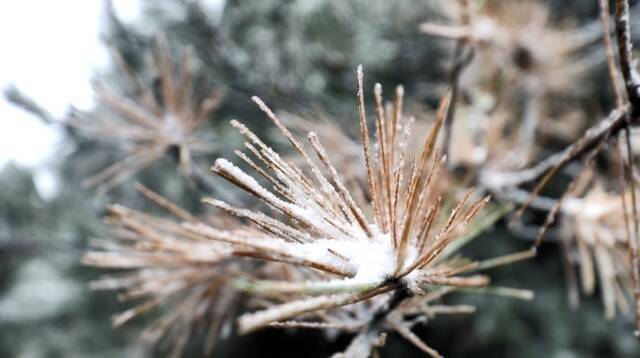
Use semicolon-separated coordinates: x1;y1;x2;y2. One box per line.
2;0;640;357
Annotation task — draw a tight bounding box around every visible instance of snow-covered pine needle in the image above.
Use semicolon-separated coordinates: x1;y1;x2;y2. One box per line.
179;66;533;354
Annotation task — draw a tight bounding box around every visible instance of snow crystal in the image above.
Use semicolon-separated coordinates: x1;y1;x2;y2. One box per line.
214;158;285;206
270;228;398;285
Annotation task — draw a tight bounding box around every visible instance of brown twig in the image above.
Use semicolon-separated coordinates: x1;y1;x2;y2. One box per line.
599;2;631;277
479;105;628;191
615;0;640;115
533;141;606;248
622;119;640;337
441;46;474;158
440;0;474;158
599;0;625;108
614;0;640;337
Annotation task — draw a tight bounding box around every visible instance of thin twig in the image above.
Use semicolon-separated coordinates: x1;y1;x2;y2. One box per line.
533;141;606;247
599;0;625;108
615;0;640;115
440;0;474;158
615;0;640;336
480;106;628;192
622;121;640;337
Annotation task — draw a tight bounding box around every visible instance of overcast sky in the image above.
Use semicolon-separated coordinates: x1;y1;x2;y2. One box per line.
0;1;141;197
0;1;228;198
0;0;146;162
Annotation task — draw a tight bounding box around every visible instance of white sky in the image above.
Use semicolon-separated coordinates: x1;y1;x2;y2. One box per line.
0;1;141;197
0;1;225;198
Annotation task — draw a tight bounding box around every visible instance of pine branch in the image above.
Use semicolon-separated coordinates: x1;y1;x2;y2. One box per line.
479;105;629;190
